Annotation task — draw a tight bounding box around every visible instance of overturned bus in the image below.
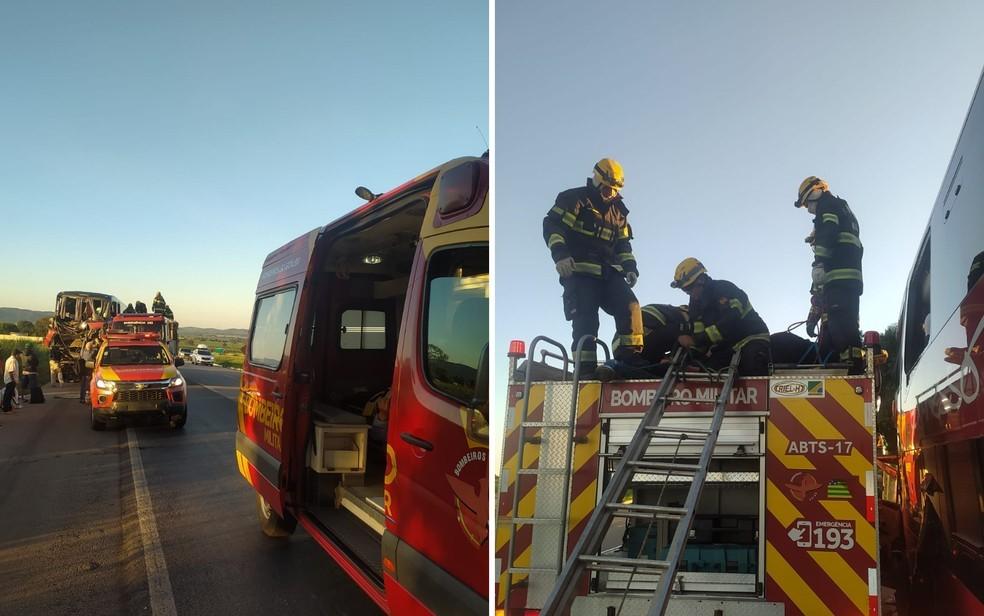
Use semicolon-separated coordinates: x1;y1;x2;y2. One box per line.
44;290;122;382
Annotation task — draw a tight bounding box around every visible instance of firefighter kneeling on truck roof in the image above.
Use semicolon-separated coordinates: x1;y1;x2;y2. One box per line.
671;258;771;375
795;176;864;374
596;304;689;381
543;158;644;377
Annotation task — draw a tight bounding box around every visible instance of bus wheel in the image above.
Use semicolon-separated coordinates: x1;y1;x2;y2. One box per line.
256;494;296;537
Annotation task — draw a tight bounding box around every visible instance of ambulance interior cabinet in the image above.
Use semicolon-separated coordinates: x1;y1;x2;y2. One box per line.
309;407;369;474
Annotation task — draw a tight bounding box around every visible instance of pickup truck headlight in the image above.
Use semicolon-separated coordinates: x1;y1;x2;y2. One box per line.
95;379;116;391
170;377;184;387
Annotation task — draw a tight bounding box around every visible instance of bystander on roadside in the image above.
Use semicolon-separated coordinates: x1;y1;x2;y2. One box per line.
24;348;43;403
49;352;63;387
78;338;97;404
3;348;23;416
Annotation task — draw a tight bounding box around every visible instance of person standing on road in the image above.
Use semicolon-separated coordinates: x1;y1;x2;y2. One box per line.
19;354;30;402
3;348;22;413
78;338;97;404
24;349;43;404
49;351;64;387
543;158;644;377
795;176;864;373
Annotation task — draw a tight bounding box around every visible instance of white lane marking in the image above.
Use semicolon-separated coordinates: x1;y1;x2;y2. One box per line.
127;429;178;616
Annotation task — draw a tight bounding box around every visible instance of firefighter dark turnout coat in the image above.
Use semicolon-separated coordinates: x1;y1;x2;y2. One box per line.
813;193;863;294
543;180;638;278
812;192;863;367
543;180;642;369
689;279;769;356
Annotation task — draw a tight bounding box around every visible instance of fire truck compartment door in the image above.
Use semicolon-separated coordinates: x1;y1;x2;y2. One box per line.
608;415;762;457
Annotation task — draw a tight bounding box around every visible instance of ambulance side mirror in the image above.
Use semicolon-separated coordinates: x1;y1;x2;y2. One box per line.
470;343;489;422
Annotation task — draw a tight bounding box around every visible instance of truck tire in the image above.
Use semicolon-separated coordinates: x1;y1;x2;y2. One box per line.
256;494;296;537
90;406;105;431
170;415;187;429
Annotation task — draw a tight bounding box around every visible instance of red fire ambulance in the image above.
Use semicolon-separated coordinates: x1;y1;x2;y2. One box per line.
894;66;984;614
235;154;489;615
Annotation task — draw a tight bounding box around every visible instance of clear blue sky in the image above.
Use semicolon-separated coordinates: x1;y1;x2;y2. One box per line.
493;1;984;469
0;0;488;328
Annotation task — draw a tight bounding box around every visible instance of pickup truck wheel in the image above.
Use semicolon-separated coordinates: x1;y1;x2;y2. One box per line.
170;415;187;429
90;406;105;431
256;494;296;537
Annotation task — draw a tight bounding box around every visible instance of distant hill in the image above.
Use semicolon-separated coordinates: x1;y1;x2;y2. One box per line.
0;307;246;337
180;326;249;338
0;307;53;323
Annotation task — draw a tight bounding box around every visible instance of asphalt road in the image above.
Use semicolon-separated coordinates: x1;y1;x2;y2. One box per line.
0;365;383;616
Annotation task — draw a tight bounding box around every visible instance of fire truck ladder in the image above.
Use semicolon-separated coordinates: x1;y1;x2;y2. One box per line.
502;335;610;611
539;348;742;616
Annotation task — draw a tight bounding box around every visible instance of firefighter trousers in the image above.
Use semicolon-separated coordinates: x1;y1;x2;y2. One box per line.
562;271;643;374
703;339;771;376
820;283;863;372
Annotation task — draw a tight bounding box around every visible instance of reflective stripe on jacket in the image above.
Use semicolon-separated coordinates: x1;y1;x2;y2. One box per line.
689;279;769;354
813;193;863;293
543;180;637;277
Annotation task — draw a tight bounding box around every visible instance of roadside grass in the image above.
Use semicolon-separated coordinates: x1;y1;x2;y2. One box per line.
212;352;244;369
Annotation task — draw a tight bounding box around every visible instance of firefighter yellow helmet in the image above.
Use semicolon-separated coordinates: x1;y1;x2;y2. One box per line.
795;176;829;208
671;257;707;289
592;158;625;191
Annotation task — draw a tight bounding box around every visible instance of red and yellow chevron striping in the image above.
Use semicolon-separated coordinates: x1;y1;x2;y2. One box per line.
765;377;878;616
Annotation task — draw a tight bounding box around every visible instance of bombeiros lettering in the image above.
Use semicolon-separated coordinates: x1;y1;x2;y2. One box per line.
238;389;285;450
609;385;758;408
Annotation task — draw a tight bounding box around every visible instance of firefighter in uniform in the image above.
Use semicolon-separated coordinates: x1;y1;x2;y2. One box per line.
795;176;864;373
671;258;771;375
543;158;644;376
597;304;689;381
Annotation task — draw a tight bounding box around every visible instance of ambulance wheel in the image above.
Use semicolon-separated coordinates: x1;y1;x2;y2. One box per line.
256;494;296;537
90;406;105;431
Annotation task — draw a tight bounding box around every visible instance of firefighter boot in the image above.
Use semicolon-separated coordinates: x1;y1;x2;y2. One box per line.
611;300;645;361
595;361;617;382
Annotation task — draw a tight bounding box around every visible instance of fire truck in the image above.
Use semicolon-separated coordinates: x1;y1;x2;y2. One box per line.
893;66;984;614
44;291;122;381
235;154;488;615
496;335;884;616
106;313;180;358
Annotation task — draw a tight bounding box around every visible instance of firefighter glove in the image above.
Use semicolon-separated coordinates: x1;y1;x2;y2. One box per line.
806;301;821;338
555;257;576;278
811;265;825;287
625;271;638;288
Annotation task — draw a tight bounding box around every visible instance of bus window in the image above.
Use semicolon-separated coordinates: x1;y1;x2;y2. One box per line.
61;297;78;320
904;236;931;375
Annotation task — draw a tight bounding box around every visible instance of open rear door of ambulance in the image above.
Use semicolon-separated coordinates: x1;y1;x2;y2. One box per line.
237;228;319;532
384;156;490;615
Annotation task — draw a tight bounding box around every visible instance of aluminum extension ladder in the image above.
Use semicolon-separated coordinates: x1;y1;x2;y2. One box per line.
502;335;610;611
540;348;743;616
